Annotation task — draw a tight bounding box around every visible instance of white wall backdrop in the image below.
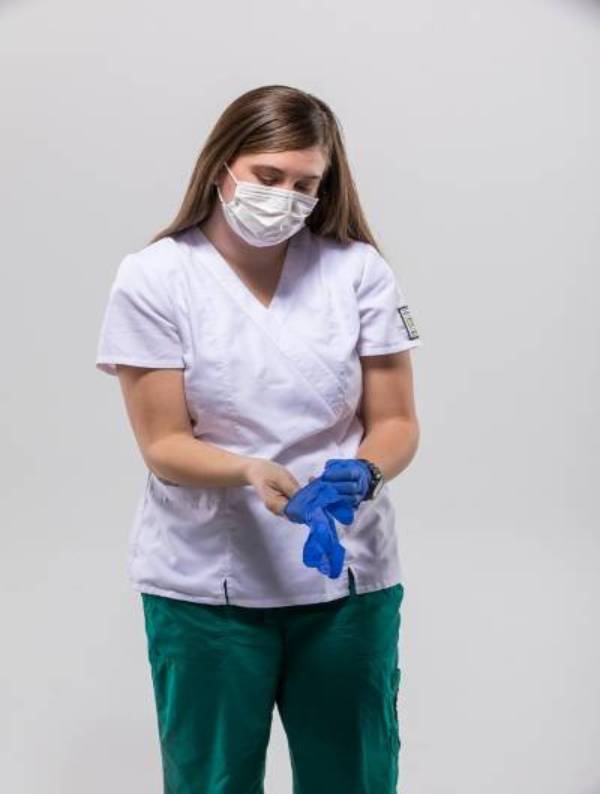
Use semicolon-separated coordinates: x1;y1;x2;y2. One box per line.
1;0;598;791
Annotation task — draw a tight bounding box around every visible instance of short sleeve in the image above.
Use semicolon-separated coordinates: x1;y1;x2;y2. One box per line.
95;252;185;376
355;245;423;356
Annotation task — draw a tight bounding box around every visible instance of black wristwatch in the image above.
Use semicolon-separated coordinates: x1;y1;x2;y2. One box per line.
356;458;385;500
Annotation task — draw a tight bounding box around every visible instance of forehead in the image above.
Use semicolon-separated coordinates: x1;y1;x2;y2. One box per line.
237;148;328;177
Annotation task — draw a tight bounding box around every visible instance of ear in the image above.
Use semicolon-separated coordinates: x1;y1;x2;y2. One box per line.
213;165;230;199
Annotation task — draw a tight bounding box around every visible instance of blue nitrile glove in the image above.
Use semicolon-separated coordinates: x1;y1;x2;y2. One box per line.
283;478;356;579
283;477;355;527
319;458;374;507
303;504;346;578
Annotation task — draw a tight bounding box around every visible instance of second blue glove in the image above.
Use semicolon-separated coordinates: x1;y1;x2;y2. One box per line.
283;477;356;579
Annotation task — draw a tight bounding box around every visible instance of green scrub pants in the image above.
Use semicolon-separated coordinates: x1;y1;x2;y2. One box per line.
141;569;404;793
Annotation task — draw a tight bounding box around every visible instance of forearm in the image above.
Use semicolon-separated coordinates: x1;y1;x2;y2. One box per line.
355;417;420;482
145;432;254;488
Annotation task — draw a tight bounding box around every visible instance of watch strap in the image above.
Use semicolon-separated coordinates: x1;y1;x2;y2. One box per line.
356;458;384;500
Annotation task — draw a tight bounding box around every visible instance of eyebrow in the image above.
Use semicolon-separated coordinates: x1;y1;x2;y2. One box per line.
252;165;322;181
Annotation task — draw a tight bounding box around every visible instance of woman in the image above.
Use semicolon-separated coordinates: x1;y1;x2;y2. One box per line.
96;84;422;793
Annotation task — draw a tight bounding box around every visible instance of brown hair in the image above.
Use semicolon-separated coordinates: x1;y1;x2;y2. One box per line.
148;84;382;253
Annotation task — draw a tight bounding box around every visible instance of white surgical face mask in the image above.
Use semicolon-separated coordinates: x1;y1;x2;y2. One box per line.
216;162;319;247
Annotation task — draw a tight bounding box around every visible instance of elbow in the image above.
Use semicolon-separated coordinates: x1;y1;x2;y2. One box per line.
394;414;420;465
143;446;166;481
143;434;184;485
400;418;420;466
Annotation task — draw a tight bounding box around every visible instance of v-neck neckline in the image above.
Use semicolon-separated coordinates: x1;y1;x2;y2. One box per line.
191;226;304;317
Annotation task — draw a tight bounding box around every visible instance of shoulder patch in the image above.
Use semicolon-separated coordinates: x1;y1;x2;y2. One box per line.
397;305;420;340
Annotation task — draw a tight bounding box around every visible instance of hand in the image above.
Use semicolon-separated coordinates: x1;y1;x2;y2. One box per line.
318;458;374;507
243;458;301;517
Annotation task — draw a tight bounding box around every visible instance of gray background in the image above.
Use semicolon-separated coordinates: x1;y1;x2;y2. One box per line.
1;0;599;792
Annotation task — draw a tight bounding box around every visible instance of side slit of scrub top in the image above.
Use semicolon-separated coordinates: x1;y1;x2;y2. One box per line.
95;224;423;608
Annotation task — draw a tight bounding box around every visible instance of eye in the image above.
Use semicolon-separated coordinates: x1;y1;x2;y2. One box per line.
258;176;312;193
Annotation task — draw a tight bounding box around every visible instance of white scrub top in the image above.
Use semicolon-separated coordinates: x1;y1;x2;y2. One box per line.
95;224;422;607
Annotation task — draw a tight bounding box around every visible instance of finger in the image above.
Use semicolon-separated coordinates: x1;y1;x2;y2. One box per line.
321;465;362;482
271;492;299;516
320;480;362;495
328;541;345;578
326;501;357;525
316;486;361;509
278;470;302;499
308;507;336;551
303;531;328;570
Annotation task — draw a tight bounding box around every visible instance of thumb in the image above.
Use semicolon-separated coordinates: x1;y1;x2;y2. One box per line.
271;493;293;516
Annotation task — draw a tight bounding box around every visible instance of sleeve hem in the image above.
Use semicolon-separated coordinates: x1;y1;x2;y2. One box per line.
357;338;422;356
96;356;185;376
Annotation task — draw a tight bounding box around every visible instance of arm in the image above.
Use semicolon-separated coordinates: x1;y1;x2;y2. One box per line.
115;364;300;514
115;365;251;488
95;251;299;509
354;349;420;483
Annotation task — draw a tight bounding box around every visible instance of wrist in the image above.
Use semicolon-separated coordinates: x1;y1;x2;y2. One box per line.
355;458;385;500
238;455;260;486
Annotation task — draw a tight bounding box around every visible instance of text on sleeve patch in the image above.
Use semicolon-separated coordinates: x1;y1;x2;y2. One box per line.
397;305;420;340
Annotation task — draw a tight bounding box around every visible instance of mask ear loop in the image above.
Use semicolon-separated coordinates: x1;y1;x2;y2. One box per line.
223;161;239;185
216;162;238;206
